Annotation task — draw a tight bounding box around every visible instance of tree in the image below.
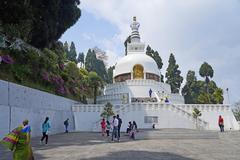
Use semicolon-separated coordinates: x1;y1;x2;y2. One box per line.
124;35;131;55
100;102;115;120
67;42;77;62
85;49;108;82
63;41;69;55
77;52;84;67
107;66;115;83
197;92;211;104
88;72;104;104
233;101;240;121
212;88;224;104
192;108;202;129
165;53;183;93
199;62;214;94
146;45;163;70
0;0;81;48
182;70;198;104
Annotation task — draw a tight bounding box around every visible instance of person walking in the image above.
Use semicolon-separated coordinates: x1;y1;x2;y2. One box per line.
64;118;69;133
0;119;34;160
40;117;50;145
117;114;122;139
111;116;119;142
218;115;224;132
149;88;152;98
101;118;106;136
106;120;111;137
131;121;138;140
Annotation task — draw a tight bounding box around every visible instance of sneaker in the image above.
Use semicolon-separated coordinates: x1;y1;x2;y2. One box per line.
40;141;43;145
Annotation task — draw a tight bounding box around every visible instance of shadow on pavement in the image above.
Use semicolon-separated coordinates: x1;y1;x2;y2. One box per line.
79;150;195;160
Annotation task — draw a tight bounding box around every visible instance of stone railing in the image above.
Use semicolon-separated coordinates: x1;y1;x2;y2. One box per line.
105;79;171;94
175;104;231;113
96;93;129;104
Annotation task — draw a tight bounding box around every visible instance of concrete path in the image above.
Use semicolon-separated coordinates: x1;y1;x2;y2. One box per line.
1;129;240;160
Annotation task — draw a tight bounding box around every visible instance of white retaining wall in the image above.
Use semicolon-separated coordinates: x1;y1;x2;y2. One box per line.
0;80;78;138
72;103;239;132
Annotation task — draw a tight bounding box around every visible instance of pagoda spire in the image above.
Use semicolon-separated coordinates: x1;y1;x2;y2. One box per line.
130;16;141;43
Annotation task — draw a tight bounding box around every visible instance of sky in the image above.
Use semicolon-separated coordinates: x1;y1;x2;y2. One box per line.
60;0;240;104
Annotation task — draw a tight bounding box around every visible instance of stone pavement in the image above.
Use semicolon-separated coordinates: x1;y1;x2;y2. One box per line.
1;129;240;160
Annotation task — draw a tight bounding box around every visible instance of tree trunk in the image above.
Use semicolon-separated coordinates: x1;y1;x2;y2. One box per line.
93;86;97;104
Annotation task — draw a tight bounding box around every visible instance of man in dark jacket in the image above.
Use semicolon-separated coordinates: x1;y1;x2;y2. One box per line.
117;114;122;138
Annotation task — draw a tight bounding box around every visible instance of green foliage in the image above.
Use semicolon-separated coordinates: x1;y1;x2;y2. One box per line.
199;62;214;93
233;101;240;121
146;45;163;70
85;49;108;82
165;53;183;93
101;102;115;119
182;71;199;104
192;107;202;129
182;70;224;104
212;88;224;104
77;52;85;65
67;42;77;62
107;66;115;83
88;71;104;104
0;0;81;48
11;64;31;83
192;108;202;119
124;35;131;55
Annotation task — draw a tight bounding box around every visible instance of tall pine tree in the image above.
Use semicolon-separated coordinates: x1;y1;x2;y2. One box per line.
85;49;108;82
165;53;183;93
146;45;164;82
67;42;77;62
77;52;85;67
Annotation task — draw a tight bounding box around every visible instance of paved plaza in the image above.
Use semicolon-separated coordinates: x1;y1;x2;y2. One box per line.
1;129;240;160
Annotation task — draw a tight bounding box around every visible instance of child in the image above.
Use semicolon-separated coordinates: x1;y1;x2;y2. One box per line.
106;120;111;136
101;118;106;136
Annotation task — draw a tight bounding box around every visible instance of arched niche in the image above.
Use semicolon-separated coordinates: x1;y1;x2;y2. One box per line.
133;64;144;79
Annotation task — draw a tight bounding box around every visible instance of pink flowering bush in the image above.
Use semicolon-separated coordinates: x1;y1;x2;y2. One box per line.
0;55;14;64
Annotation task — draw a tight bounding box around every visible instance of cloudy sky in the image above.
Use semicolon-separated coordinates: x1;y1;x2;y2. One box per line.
61;0;240;104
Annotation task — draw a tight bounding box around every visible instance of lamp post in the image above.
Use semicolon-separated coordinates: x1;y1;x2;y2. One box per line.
226;88;230;104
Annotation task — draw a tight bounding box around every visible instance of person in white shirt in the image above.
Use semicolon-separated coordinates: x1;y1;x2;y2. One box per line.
111;116;119;141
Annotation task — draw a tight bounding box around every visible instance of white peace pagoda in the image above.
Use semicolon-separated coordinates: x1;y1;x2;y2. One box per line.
72;17;239;131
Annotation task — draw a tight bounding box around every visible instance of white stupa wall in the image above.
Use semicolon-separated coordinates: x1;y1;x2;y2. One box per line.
72;103;239;132
0;80;78;138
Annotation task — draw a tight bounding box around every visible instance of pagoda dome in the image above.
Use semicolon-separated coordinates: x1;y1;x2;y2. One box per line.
113;53;160;82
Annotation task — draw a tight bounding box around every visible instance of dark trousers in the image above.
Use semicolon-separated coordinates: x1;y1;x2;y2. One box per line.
106;130;110;136
219;124;224;132
65;125;68;133
118;126;121;138
41;132;48;144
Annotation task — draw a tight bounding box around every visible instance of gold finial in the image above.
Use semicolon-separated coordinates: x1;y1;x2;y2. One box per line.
133;16;136;21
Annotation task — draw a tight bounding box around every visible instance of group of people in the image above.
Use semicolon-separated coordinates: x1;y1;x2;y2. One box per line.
101;115;139;141
126;121;138;139
101;114;122;142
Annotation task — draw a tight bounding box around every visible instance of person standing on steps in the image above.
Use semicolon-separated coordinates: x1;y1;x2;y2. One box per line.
117;114;122;139
40;117;50;145
218;115;224;132
149;88;152;98
64;118;69;133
